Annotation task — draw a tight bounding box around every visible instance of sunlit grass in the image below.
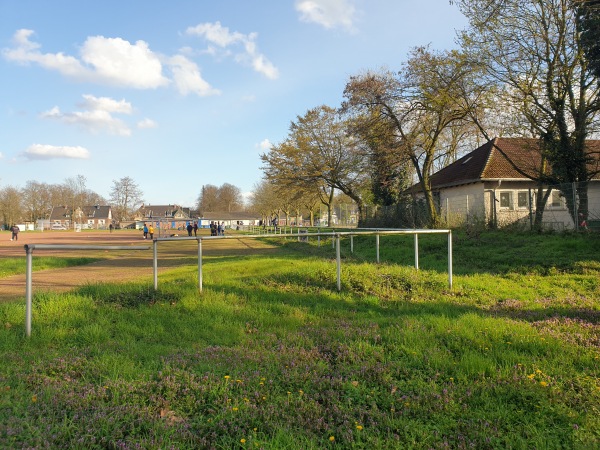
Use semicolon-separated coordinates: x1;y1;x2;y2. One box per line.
0;257;100;278
0;230;599;448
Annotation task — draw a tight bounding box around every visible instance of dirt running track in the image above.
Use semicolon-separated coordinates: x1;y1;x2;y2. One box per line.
0;229;276;302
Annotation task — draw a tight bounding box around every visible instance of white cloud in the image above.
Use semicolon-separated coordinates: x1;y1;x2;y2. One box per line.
3;29;225;97
80;36;169;88
2;29;169;89
257;138;272;151
137;118;157;129
79;94;133;114
186;21;279;80
24;144;91;160
167;54;221;96
295;0;357;30
41;94;133;136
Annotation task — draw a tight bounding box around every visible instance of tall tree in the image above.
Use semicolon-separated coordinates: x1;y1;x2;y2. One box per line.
109;177;144;222
261;105;368;225
218;183;244;212
21;181;52;222
0;185;23;228
576;0;600;78
343;48;484;226
456;0;600;225
196;183;244;213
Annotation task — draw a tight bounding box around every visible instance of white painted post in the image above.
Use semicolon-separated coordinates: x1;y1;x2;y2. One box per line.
350;235;354;253
198;238;203;292
25;246;33;337
376;233;380;263
414;233;419;270
153;240;158;290
336;234;341;291
448;231;453;289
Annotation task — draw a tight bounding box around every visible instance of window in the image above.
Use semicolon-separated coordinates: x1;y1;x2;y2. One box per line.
549;191;564;209
499;191;512;209
517;191;529;209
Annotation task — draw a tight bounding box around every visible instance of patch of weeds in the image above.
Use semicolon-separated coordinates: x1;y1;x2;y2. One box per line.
77;284;180;308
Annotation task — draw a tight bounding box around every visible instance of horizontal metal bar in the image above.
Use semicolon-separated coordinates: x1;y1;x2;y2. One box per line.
24;244;151;251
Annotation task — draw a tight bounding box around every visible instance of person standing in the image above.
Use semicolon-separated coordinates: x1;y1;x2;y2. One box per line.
193;222;198;237
148;223;154;239
143;223;148;239
11;224;19;241
186;222;193;236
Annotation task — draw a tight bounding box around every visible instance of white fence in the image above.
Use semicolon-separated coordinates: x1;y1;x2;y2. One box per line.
22;229;453;336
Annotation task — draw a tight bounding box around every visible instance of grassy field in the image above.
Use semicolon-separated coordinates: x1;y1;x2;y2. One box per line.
0;230;599;449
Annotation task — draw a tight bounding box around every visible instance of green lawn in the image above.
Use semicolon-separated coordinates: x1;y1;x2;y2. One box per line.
0;230;599;449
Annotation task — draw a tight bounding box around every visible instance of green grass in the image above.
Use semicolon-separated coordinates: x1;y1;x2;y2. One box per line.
0;257;100;278
0;230;599;449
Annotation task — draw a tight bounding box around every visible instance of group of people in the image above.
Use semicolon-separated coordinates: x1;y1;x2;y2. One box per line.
142;223;154;239
210;221;225;236
186;222;199;236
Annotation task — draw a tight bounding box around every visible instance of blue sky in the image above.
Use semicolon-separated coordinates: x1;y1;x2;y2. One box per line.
0;0;467;207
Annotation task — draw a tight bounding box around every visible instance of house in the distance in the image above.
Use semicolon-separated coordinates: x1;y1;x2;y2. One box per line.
416;137;600;230
49;205;113;230
198;211;261;229
134;204;194;230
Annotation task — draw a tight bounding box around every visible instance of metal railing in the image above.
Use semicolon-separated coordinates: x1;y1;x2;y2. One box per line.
23;244;151;337
152;228;453;293
21;229;453;336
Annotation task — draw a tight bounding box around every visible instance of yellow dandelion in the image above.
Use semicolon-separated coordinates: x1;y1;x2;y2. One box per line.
240;438;246;444
536;369;542;374
287;391;292;395
262;396;266;400
404;402;410;407
233;407;239;411
253;428;257;432
224;375;230;380
540;381;548;387
244;398;249;402
449;377;454;382
356;425;363;430
329;436;335;442
527;374;535;379
31;395;37;402
236;379;242;383
351;381;359;387
259;382;264;386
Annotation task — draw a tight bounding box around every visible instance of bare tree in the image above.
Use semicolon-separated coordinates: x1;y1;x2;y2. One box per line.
21;181;53;222
0;185;23;228
109;177;144;222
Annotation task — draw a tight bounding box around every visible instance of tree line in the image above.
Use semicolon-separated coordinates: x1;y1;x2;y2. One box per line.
260;0;600;229
0;174;249;228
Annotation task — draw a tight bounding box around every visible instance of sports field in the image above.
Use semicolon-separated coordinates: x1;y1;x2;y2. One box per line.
0;229;277;301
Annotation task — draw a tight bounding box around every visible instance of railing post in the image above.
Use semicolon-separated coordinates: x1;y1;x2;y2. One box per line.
336;234;341;291
350;235;354;253
376;233;380;263
414;233;419;270
153;239;158;290
198;238;203;292
25;245;33;337
448;230;453;289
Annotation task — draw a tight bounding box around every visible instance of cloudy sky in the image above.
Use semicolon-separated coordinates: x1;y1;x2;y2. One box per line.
0;0;467;207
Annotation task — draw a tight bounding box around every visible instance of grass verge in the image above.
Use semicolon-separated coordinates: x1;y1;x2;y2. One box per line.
0;230;598;449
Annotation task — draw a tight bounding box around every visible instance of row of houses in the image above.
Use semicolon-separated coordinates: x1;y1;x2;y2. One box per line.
43;204;263;231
